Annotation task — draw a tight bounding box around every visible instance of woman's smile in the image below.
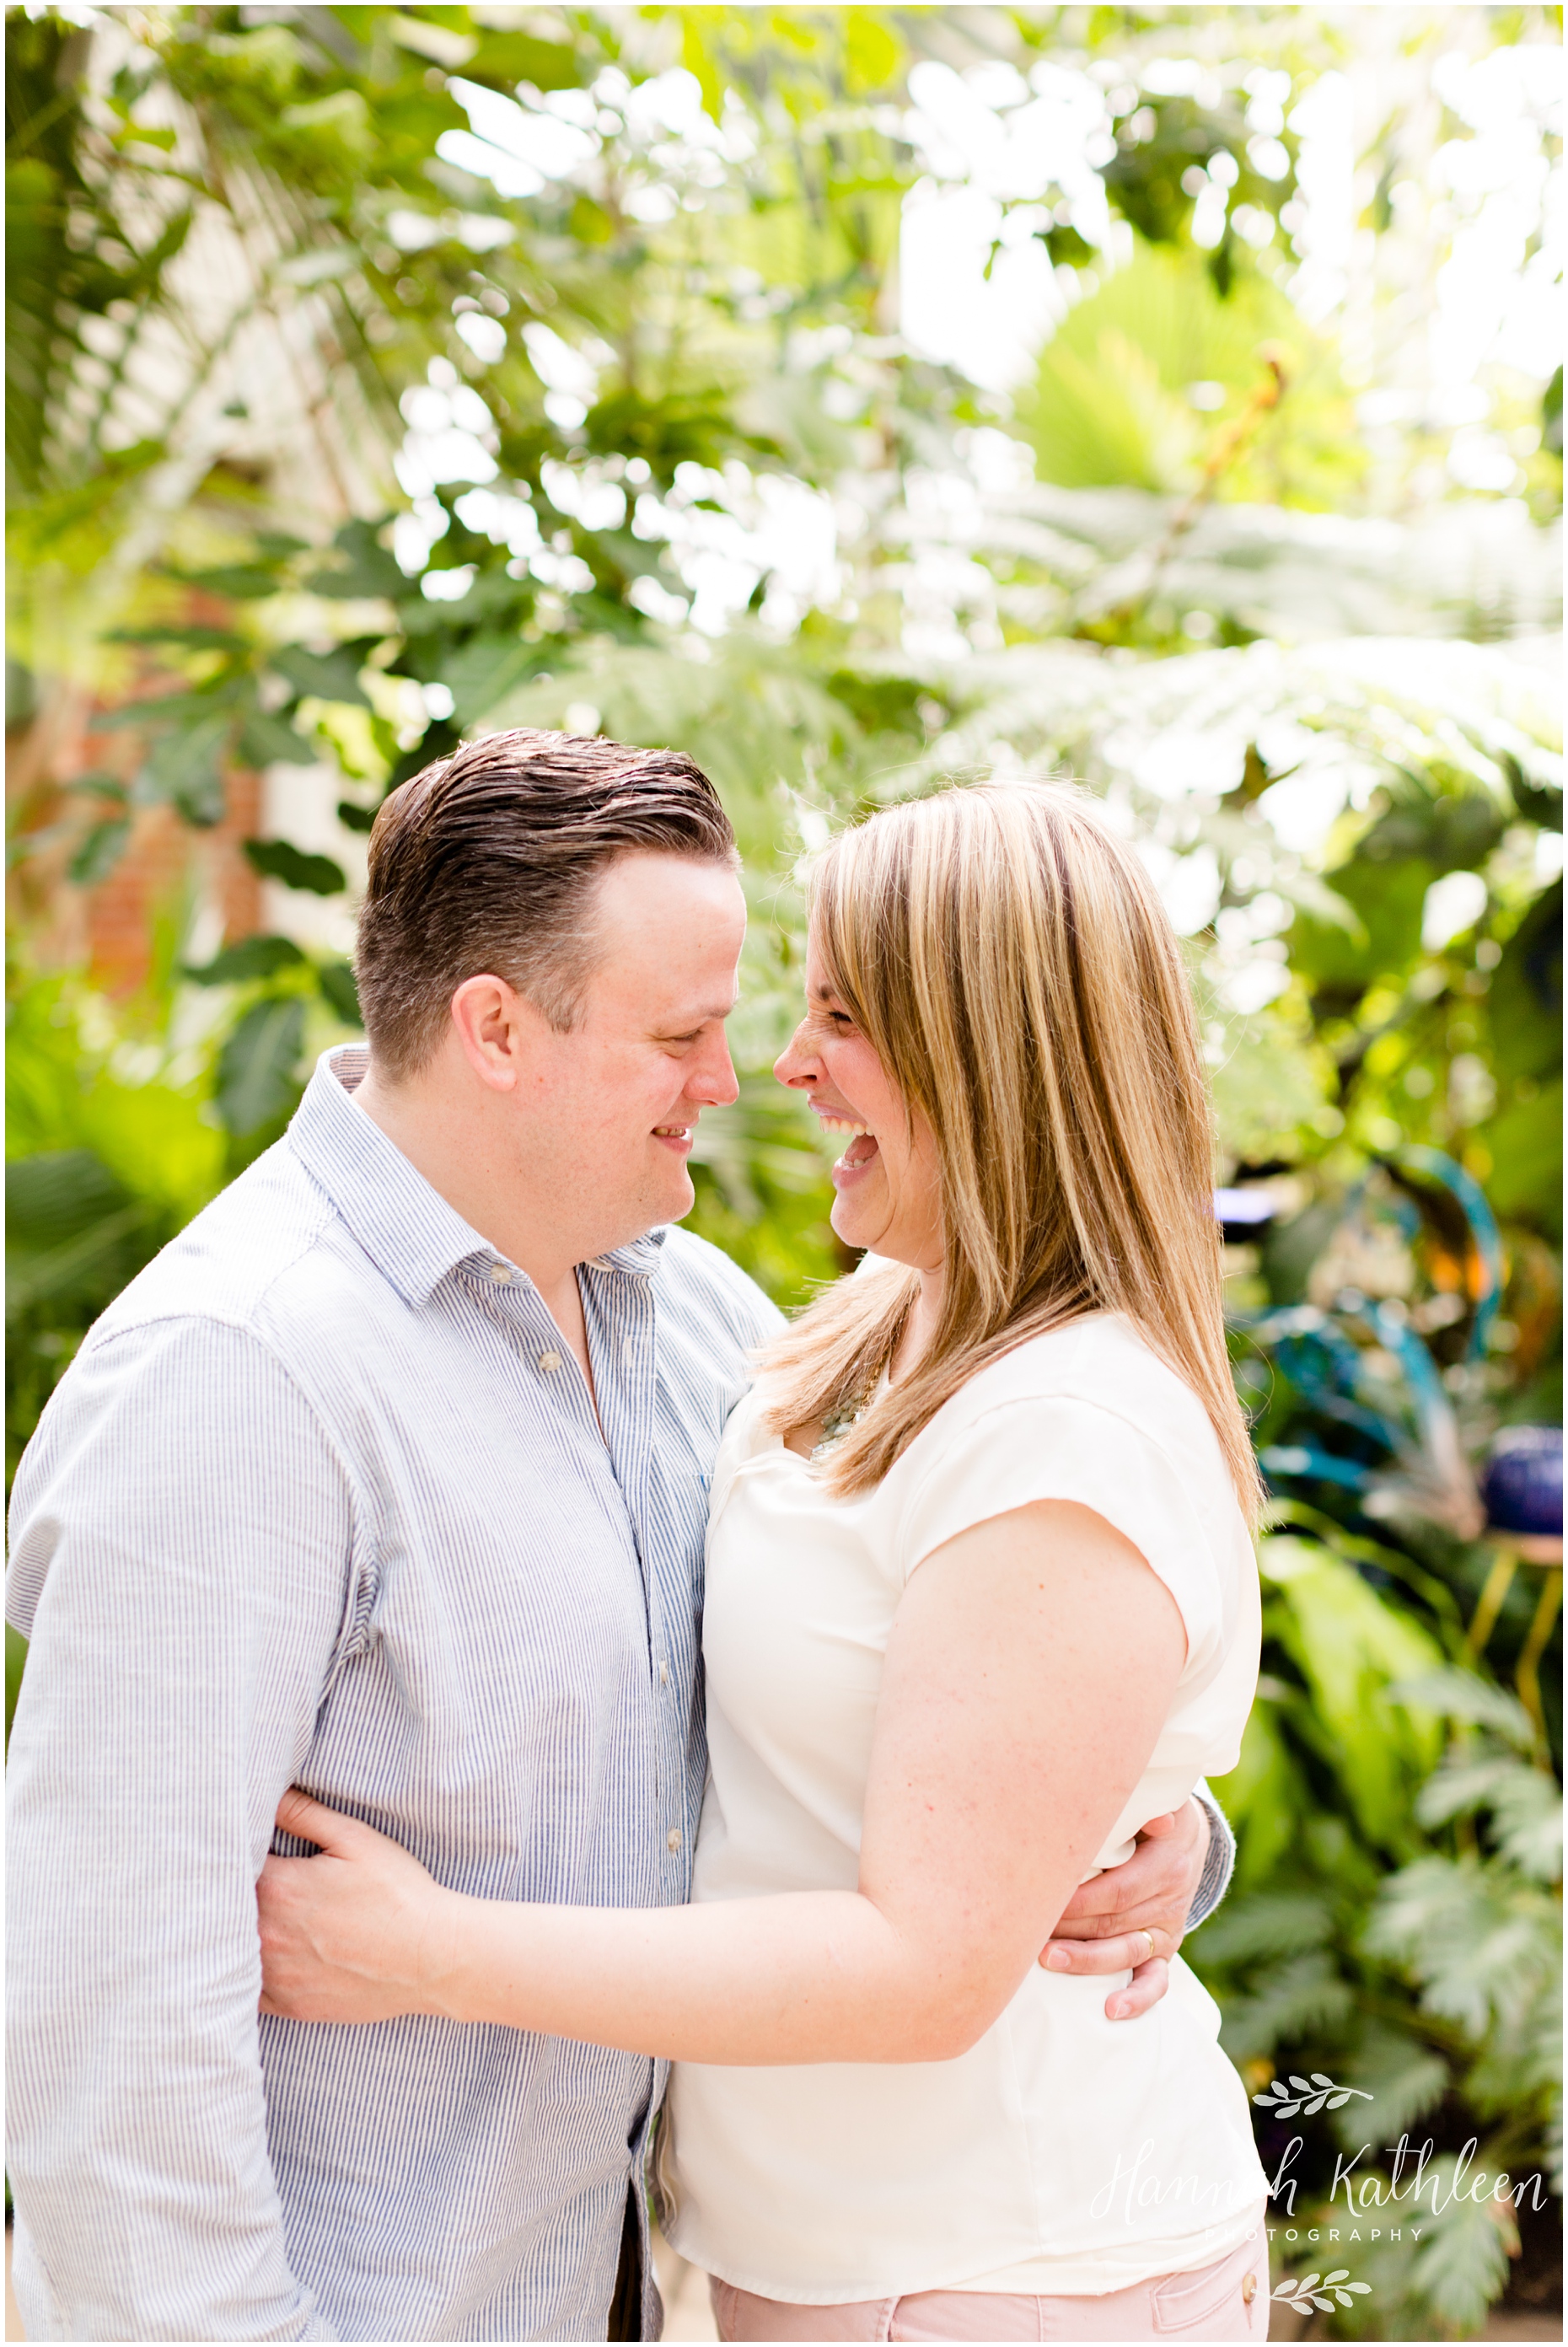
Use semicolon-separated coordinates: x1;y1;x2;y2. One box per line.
775;950;942;1267
810;1100;881;1184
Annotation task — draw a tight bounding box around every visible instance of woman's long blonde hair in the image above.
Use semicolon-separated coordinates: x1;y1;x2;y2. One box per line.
760;780;1262;1523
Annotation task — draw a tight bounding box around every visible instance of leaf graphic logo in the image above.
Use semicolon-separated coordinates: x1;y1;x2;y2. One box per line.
1252;2070;1374;2119
1273;2269;1372;2313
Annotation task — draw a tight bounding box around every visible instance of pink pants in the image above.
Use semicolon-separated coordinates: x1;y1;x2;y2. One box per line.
708;2218;1270;2341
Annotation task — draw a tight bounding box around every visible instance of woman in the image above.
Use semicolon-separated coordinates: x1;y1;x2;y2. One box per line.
260;781;1271;2341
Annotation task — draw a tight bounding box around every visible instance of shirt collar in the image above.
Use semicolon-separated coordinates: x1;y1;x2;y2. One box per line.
287;1046;669;1306
584;1226;670;1278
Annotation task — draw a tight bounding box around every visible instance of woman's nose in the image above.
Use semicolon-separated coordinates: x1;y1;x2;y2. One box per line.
774;1021;818;1089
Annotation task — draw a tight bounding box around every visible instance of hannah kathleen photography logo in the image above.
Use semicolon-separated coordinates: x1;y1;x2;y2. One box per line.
1256;2066;1550;2252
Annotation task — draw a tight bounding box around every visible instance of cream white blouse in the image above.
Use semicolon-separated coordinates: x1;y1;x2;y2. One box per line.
658;1312;1269;2302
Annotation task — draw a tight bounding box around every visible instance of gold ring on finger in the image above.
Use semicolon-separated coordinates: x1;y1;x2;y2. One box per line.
1140;1929;1157;1962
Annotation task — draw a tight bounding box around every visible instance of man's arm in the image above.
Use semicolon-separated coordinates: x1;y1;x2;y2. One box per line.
1189;1782;1236;1921
259;1497;1190;2063
6;1316;358;2342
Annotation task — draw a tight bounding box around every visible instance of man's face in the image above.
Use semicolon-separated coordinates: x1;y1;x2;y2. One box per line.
513;851;745;1257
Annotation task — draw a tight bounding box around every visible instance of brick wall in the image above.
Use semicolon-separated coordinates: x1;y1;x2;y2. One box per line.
84;770;264;995
9;623;267;996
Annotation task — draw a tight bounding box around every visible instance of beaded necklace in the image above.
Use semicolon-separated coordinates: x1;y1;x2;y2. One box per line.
810;1306;910;1462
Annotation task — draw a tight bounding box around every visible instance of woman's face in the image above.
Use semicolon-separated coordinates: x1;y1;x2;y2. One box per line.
774;934;943;1270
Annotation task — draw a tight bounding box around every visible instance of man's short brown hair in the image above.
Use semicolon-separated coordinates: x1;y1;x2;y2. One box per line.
356;728;737;1080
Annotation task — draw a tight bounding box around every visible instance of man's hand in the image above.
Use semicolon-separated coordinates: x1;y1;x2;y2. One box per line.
1037;1799;1210;2022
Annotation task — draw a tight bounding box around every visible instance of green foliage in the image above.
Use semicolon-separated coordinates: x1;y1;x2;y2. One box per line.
5;10;1562;2333
3;910;373;1484
241;839;349;897
1089;64;1301;296
6;975;224;1214
1011;241;1361;508
5;974;226;1485
185;936;309;986
8;1149;161;1319
1263;1538;1446;1853
215;996;309;1136
1190;1174;1560;2334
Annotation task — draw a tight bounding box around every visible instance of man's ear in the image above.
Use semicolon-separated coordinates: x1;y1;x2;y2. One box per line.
448;974;548;1093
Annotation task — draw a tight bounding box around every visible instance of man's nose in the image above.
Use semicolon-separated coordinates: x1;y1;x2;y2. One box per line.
690;1029;739;1108
774;1021;817;1089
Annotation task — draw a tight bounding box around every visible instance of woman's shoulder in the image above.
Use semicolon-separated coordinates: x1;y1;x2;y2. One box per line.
941;1312;1216;1454
892;1317;1251;1668
896;1315;1243;1563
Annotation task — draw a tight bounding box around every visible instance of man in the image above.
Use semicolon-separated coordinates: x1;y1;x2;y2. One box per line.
7;731;1228;2342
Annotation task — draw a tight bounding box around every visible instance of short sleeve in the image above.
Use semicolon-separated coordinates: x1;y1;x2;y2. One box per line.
897;1396;1226;1681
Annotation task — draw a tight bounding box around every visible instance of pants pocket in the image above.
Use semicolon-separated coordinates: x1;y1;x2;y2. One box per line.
1151;2231;1268;2338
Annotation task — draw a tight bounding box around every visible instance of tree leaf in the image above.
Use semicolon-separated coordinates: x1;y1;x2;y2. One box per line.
443;630;549;727
242;839;346;896
238;709;312;767
133;708;234;826
462;30;582;94
304;518;407;602
1192;1890;1334;1966
184;936;307;986
1387;1668;1536;1754
215;997;306;1136
268;640;375;710
175;564;284;599
68;818;130;887
7;1150;130;1251
316;960;361;1025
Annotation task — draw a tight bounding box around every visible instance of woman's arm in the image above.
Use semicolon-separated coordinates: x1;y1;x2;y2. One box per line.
259;1498;1186;2065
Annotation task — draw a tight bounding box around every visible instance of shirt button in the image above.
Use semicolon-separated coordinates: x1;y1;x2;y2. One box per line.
488;1264;512;1284
538;1351;561;1372
659;1660;669;1686
666;1827;682;1852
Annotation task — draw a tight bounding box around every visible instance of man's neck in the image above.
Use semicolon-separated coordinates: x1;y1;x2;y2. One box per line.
350;1065;594;1378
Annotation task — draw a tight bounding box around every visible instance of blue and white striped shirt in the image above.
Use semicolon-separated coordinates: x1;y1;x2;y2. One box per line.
6;1046;781;2343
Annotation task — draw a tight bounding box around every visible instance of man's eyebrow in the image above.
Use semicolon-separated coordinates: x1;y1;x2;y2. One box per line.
656;993;740;1028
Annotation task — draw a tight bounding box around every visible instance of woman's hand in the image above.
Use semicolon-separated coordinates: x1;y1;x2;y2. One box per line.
257;1789;451;2026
